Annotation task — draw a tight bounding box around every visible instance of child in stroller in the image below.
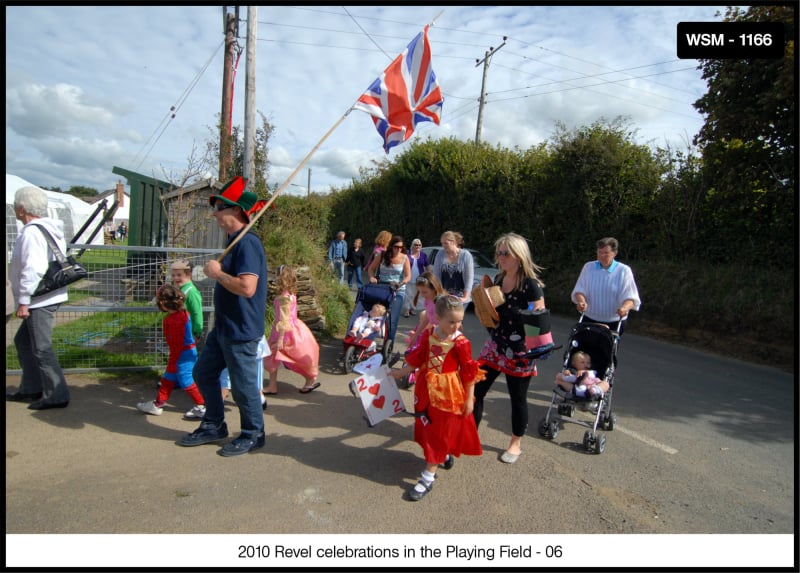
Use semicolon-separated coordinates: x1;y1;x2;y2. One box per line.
341;284;396;373
555;350;604;399
538;317;622;454
348;303;387;352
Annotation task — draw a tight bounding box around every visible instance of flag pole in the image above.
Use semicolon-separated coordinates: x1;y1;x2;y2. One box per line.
215;113;348;261
216;11;445;261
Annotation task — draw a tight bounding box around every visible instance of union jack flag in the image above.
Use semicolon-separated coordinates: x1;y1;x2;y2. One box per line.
353;25;443;153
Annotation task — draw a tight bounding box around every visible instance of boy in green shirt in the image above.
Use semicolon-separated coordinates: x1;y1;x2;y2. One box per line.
170;259;203;347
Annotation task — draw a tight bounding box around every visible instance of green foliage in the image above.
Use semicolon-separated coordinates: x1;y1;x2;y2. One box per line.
205;111;275;197
66;186;100;200
537;117;665;265
692;5;795;265
6;309;162;370
317;115;792;346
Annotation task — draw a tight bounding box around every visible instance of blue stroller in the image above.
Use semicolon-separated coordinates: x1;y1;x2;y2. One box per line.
537;315;623;454
341;283;397;373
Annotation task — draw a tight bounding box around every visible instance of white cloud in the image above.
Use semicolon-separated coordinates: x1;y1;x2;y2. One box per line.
5;5;727;194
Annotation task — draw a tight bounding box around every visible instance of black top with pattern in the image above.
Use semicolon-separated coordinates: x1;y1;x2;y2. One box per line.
491;276;544;354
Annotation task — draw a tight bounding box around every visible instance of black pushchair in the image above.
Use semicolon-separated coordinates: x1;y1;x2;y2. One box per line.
341;283;397;373
537;315;623;454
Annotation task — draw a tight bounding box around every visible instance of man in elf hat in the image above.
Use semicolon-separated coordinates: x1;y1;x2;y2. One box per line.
178;176;269;456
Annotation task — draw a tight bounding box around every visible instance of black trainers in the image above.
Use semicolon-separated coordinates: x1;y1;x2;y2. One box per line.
218;432;266;457
178;422;228;447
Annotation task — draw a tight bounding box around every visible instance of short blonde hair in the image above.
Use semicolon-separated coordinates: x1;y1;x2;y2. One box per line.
374;230;392;248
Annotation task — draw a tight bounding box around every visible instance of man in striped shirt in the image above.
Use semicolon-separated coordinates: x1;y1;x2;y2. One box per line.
571;237;641;334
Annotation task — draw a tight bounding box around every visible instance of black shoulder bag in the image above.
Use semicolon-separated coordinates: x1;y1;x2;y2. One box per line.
32;225;88;297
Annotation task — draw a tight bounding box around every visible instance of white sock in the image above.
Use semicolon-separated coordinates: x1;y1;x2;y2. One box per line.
414;470;435;493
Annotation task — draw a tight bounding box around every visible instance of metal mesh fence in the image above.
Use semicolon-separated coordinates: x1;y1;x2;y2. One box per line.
6;244;223;374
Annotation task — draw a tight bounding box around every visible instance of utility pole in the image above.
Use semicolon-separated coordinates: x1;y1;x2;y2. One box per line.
219;7;239;182
306;167;311;198
243;6;257;183
474;37;507;144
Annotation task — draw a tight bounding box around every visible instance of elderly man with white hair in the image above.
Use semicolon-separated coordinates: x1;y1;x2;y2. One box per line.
7;185;71;410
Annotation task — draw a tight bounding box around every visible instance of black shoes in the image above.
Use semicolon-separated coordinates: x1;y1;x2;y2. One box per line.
406;479;433;501
441;454;455;470
218;432;266;457
6;391;43;402
178;422;229;447
28;400;68;410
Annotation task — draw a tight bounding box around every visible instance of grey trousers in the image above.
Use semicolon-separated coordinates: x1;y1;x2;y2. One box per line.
14;304;70;403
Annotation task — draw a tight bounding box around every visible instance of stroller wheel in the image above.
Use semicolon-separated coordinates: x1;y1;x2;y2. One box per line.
594;432;607;454
537;418;550;437
343;346;359;373
605;412;617;431
582;431;593;450
381;338;394;364
548;420;559;440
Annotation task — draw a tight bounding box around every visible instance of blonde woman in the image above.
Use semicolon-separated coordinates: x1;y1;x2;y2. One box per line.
473;232;546;464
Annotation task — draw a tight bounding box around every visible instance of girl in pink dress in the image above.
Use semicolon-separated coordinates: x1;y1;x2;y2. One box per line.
263;265;320;394
391;295;485;501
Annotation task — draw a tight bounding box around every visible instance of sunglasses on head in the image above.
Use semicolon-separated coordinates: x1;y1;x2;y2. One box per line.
415;276;429;285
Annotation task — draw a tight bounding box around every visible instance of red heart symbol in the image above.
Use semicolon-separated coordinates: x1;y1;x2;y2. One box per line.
372;395;386;409
368;383;380;395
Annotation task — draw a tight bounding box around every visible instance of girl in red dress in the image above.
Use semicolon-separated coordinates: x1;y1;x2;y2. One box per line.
391;295;485;501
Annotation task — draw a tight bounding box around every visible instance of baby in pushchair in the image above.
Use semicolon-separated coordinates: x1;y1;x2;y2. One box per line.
341;284;396;373
348;303;387;351
538;317;622;454
555;350;604;399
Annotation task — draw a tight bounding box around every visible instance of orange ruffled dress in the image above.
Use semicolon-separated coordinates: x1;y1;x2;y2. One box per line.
263;292;319;380
404;328;485;464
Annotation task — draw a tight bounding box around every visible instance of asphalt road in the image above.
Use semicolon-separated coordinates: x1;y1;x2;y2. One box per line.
5;308;795;568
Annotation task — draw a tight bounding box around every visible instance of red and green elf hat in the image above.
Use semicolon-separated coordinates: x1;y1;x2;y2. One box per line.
209;176;258;221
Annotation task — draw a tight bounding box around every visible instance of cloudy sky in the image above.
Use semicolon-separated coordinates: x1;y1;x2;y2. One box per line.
6;4;728;196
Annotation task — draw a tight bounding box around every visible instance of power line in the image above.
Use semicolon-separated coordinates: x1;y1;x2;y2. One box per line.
132;39;225;171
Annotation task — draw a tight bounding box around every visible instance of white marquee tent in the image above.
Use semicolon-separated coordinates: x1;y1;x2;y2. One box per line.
6;173;106;249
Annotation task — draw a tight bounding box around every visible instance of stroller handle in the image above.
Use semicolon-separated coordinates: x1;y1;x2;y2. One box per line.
578;312;626;334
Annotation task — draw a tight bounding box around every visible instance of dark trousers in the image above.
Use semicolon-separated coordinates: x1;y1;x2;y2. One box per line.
14;303;70;404
472;366;531;437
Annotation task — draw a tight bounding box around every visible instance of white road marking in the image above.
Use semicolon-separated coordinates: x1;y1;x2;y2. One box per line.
615;425;679;455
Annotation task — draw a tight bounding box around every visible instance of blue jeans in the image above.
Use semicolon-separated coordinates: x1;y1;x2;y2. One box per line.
332;259;345;284
347;265;363;288
14;304;70;404
193;329;264;437
388;290;405;342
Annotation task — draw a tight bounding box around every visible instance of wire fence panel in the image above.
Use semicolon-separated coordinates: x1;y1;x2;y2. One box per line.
6;244;223;374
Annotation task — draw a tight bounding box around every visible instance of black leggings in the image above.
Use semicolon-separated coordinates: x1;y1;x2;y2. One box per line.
473;366;532;437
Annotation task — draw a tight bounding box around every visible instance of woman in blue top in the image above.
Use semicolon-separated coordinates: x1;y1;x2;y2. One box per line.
367;234;411;342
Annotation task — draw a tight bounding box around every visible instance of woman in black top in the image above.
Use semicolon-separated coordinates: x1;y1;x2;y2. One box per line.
346;238;366;289
474;232;546;465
